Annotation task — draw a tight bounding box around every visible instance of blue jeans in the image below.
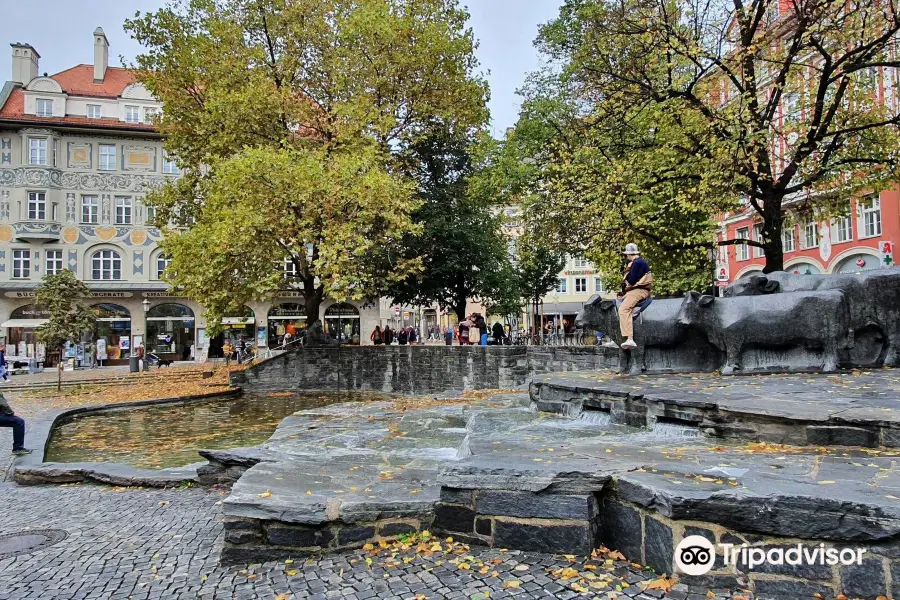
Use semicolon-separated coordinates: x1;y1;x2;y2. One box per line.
480;333;488;346
0;414;25;450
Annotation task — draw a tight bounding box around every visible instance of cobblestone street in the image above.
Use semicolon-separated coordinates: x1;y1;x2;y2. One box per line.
0;484;751;600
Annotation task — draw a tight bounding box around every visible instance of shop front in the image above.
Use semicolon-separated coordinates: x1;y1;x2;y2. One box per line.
92;304;132;365
208;307;255;358
267;304;307;347
146;303;196;361
1;304;49;362
324;302;360;345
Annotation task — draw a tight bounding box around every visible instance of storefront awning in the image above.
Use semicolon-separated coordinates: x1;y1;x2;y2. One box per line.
221;317;255;325
538;302;587;315
1;318;49;328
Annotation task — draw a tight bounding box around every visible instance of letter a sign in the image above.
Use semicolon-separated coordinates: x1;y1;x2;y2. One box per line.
880;241;894;267
716;265;730;282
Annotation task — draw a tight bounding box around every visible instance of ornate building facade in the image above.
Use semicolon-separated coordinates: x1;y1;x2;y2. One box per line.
0;28;383;363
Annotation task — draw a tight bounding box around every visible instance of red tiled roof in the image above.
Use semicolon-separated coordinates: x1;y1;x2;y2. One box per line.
0;66;158;132
50;64;137;99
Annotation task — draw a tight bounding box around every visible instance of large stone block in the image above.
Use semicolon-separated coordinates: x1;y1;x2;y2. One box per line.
643;517;673;575
266;523;332;549
378;522;418;538
492;519;593;555
432;503;476;535
599;499;643;562
840;557;887;598
806;425;878;447
475;491;596;520
337;525;376;546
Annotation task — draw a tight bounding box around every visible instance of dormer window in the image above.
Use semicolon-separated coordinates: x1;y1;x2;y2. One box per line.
125;106;140;123
86;104;101;119
36;99;53;117
144;107;160;124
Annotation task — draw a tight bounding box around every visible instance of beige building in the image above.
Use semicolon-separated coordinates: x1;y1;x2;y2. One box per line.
0;28;390;364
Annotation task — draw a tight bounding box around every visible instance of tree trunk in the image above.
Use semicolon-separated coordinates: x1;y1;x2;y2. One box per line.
761;193;786;273
57;345;63;391
304;288;324;324
452;300;466;323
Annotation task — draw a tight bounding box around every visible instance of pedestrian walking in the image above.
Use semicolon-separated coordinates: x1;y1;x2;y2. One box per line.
444;325;454;346
458;317;472;346
474;313;488;346
603;243;653;350
371;325;384;345
0;347;8;382
0;392;31;455
408;326;418;345
492;321;506;346
136;342;145;370
383;325;394;345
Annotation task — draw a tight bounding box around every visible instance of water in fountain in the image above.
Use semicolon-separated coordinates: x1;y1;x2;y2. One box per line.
579;410;612;427
651;420;700;438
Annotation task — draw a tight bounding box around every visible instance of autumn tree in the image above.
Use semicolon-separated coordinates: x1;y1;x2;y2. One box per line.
126;0;488;323
34;271;95;389
532;0;900;273
390;125;513;322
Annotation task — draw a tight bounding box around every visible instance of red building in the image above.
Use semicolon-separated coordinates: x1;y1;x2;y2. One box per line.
719;186;899;281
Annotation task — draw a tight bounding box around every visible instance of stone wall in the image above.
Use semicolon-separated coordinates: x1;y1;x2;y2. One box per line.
231;346;619;395
432;485;900;599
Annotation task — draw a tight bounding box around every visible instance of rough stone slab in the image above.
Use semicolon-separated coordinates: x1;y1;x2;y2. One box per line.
491;519;593;555
14;461;198;488
474;490;597;520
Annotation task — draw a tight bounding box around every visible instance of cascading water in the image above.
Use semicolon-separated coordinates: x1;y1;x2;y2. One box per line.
650;420;700;438
579;410;612;427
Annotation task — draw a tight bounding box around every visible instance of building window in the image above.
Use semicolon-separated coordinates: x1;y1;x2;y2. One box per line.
735;227;750;261
92;250;122;280
27;192;46;220
574;277;588;293
594;277;606;293
861;196;882;237
282;257;298;279
99;144;116;171
12;250;30;279
752;223;764;257
782;225;795;253
146;204;157;225
81;195;99;224
556;278;568;293
155;255;172;280
115;197;132;225
833;212;853;243
28;138;47;165
572;256;588;268
802;219;819;249
144;107;160;124
162;154;178;175
45;249;63;275
35;99;53;117
86;104;101;119
125;106;141;123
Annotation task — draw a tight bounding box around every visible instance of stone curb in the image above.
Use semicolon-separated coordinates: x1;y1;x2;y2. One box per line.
10;387;243;484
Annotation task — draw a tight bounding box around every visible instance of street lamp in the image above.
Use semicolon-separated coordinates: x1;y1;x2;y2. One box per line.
142;298;151;313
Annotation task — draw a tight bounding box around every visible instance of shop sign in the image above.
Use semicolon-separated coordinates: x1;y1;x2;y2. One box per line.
716;264;730;282
880;241;895;266
325;303;360;317
142;292;184;298
6;291;134;299
96;339;107;361
565;270;593;275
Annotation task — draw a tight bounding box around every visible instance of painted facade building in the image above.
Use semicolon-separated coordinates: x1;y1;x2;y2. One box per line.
719;188;899;282
0;29;385;363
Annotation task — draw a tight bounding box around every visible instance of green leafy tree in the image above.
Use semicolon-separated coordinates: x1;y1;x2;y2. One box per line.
34;271;95;389
390;125;513;322
534;0;900;273
126;0;488;325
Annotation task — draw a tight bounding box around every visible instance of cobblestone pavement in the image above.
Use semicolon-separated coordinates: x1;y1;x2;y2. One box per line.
0;484;752;600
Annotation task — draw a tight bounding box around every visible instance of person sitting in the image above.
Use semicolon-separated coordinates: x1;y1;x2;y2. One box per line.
0;393;31;456
603;243;653;350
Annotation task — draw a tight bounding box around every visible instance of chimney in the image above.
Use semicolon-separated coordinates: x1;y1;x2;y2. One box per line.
10;43;40;86
93;27;108;83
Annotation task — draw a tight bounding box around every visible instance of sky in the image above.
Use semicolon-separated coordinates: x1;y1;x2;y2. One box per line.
0;0;563;135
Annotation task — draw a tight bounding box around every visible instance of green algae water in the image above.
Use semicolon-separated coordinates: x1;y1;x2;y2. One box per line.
45;391;387;470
